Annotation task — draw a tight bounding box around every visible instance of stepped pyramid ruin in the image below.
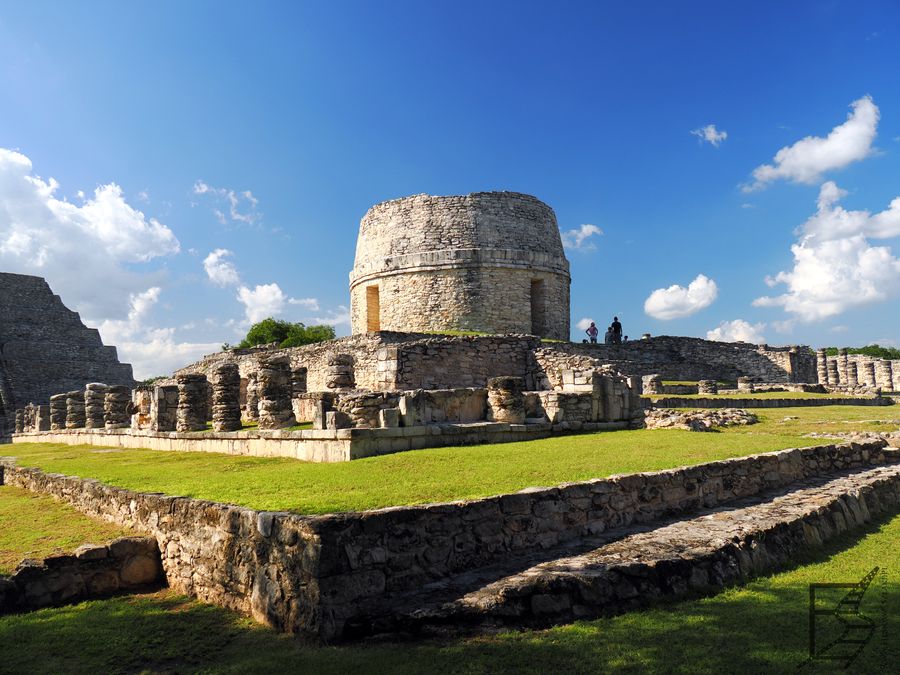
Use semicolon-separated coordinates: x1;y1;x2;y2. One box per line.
0;272;135;430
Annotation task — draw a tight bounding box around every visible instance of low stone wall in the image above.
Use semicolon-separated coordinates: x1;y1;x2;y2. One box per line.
2;441;897;640
649;396;894;409
0;537;162;614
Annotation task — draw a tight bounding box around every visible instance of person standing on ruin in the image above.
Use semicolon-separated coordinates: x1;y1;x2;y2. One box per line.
586;321;599;344
611;316;623;344
604;326;614;344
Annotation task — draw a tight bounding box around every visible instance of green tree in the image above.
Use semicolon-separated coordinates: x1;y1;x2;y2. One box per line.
237;318;335;349
823;344;900;359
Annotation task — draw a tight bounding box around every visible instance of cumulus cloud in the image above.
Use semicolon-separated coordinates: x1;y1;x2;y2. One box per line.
97;288;219;379
203;248;241;287
575;317;595;331
311;305;351;327
643;274;718;320
561;224;603;250
753;182;900;320
236;283;289;324
193;180;260;225
744;96;879;191
0;147;179;320
706;319;766;344
690;124;727;147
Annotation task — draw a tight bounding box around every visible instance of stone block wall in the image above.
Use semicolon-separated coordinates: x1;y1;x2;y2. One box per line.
6;442;893;640
349;192;571;339
0;537;163;613
0;272;135;411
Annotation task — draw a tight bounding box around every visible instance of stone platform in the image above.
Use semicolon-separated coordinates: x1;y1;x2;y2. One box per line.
648;396;893;409
11;420;630;462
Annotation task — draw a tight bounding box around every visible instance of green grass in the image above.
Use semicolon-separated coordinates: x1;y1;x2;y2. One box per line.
1;512;896;674
646;391;864;399
0;486;132;574
4;406;897;514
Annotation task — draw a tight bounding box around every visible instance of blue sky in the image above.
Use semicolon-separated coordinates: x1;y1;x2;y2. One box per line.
2;1;899;377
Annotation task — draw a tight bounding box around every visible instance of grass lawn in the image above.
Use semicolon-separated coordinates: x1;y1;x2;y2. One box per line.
3;406;897;514
1;512;895;674
646;391;865;399
0;486;133;574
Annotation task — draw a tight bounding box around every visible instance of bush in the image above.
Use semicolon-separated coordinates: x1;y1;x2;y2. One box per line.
237;318;335;349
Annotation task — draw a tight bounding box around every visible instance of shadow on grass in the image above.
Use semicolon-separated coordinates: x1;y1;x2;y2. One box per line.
0;515;897;674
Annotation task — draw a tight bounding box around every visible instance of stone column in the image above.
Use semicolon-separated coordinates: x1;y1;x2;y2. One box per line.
151;385;178;432
257;357;295;430
326;354;355;391
176;373;209;432
846;362;859;388
641;374;663;395
292;367;308;396
104;385;132;429
697;380;718;395
827;360;840;386
49;394;67;430
34;405;51;431
212;363;242;432
875;359;893;391
244;371;259;422
893;361;900;393
84;383;109;429
862;361;877;388
737;376;753;393
816;349;829;384
14;409;24;434
487;376;526;424
837;348;849;385
65;391;86;429
24;404;36;431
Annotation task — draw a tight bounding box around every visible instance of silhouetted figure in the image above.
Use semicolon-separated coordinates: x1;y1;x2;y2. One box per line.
611;316;622;344
604;326;614;344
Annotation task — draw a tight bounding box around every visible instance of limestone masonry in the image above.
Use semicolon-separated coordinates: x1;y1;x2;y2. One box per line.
349;192;571;339
0;272;135;431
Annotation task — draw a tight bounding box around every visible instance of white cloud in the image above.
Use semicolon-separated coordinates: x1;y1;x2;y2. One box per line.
744;96;879;191
829;325;849;333
690;124;727;147
643;274;718;320
237;283;287;324
754;182;900;320
288;297;320;311
706;319;766;344
575;317;595;331
97;288;219;379
560;224;603;250
311;305;351;327
0;147;179;320
203;248;241;287
193;180;261;225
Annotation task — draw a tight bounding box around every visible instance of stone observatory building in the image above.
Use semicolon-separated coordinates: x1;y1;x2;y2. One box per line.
349;192;571;340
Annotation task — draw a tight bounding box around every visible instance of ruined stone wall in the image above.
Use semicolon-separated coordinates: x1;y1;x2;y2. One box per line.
0;273;135;409
349;192;571;340
4;442;895;640
532;337;817;387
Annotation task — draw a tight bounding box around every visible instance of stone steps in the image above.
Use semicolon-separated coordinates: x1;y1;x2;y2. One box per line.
368;464;900;638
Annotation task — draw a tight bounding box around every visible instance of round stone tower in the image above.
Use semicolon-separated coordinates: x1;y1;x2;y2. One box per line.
349;192;570;340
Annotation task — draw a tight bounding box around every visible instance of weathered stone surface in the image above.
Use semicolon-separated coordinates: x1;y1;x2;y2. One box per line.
487;376;526;424
350;192;570;340
645;408;757;431
2;441;896;641
65;391;85;429
244;371;260;422
0;272;135;416
48;394;67;431
104;385;131;430
85;383;109;429
0;536;161;615
176;373;208;432
212;364;241;432
697;379;718;395
257;357;295;430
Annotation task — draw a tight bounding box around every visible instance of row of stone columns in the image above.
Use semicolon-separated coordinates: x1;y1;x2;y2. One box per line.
816;347;896;391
